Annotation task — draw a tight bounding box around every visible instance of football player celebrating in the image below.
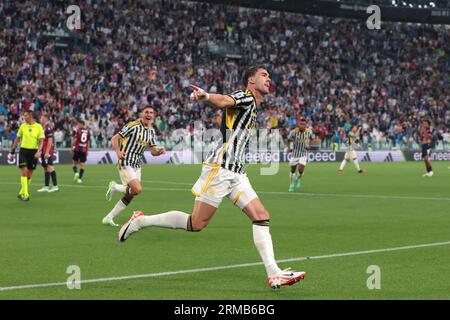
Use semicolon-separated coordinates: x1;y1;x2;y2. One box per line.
102;106;166;226
118;66;306;289
287;118;313;191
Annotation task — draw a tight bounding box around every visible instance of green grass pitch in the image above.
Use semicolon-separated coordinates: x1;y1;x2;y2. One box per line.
0;161;449;299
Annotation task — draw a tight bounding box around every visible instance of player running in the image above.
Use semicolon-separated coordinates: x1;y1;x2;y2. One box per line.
102;106;166;227
8;110;44;201
37;114;59;193
287;118;313;192
118;66;306;289
420;119;434;177
72;120;90;184
338;125;366;175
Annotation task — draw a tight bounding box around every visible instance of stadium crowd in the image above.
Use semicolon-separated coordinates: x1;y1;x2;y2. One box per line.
0;0;448;151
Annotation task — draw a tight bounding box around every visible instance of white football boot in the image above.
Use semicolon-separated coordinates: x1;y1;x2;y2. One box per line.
48;186;59;192
118;211;144;242
105;181;116;201
267;268;307;289
102;215;119;227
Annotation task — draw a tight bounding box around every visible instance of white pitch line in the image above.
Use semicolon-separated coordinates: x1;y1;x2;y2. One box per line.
0;240;449;292
98;178;192;186
0;181;449;202
258;190;450;202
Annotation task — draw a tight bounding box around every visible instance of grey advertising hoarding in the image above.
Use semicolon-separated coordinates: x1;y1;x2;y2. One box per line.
403;150;450;161
0;150;416;165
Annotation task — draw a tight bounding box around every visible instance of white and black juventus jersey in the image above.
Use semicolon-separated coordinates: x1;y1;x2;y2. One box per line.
205;90;257;174
118;120;157;168
347;131;359;151
288;128;313;158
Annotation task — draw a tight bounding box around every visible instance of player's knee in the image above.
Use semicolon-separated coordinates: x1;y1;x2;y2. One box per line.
255;208;270;221
190;220;206;232
191;224;205;232
131;186;142;195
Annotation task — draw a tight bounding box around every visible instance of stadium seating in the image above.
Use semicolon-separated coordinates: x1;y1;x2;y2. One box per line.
0;0;448;151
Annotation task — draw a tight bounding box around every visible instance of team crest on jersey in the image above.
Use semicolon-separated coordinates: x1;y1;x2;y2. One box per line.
120;126;128;135
234;91;245;99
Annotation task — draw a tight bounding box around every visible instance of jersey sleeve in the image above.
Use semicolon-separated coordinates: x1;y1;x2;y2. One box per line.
149;129;157;147
227;90;255;110
287;130;294;140
118;123;135;138
45;126;54;139
17;124;24;137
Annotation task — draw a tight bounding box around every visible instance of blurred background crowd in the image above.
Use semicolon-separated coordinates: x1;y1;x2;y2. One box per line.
0;0;448;151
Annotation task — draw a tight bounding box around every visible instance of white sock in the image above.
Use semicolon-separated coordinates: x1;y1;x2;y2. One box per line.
113;183;127;193
253;224;282;278
106;200;127;219
289;173;295;187
353;158;361;171
296;172;302;180
339;160;347;170
137;211;189;230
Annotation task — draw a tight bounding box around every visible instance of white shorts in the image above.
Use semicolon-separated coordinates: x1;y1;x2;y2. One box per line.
191;164;258;209
289;156;307;166
345;150;357;160
118;165;141;185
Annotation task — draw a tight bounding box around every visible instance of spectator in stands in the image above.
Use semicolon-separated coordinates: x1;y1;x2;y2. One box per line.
0;0;448;152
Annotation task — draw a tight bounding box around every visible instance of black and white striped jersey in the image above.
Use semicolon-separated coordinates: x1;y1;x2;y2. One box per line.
204;90;257;174
347;131;358;151
288;128;313;158
118;120;157;168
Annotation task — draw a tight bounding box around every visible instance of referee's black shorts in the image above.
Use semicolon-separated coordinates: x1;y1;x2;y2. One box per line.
18;148;38;170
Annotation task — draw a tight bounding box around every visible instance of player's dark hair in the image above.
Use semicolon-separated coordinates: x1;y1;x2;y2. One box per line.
23;109;34;118
142;105;154;111
78;119;85;125
423;118;431;125
242;65;267;86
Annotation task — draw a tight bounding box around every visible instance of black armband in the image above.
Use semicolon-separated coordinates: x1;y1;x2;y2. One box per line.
11;148;16;155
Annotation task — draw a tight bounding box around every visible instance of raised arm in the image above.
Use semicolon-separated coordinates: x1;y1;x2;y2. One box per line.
189;84;235;109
